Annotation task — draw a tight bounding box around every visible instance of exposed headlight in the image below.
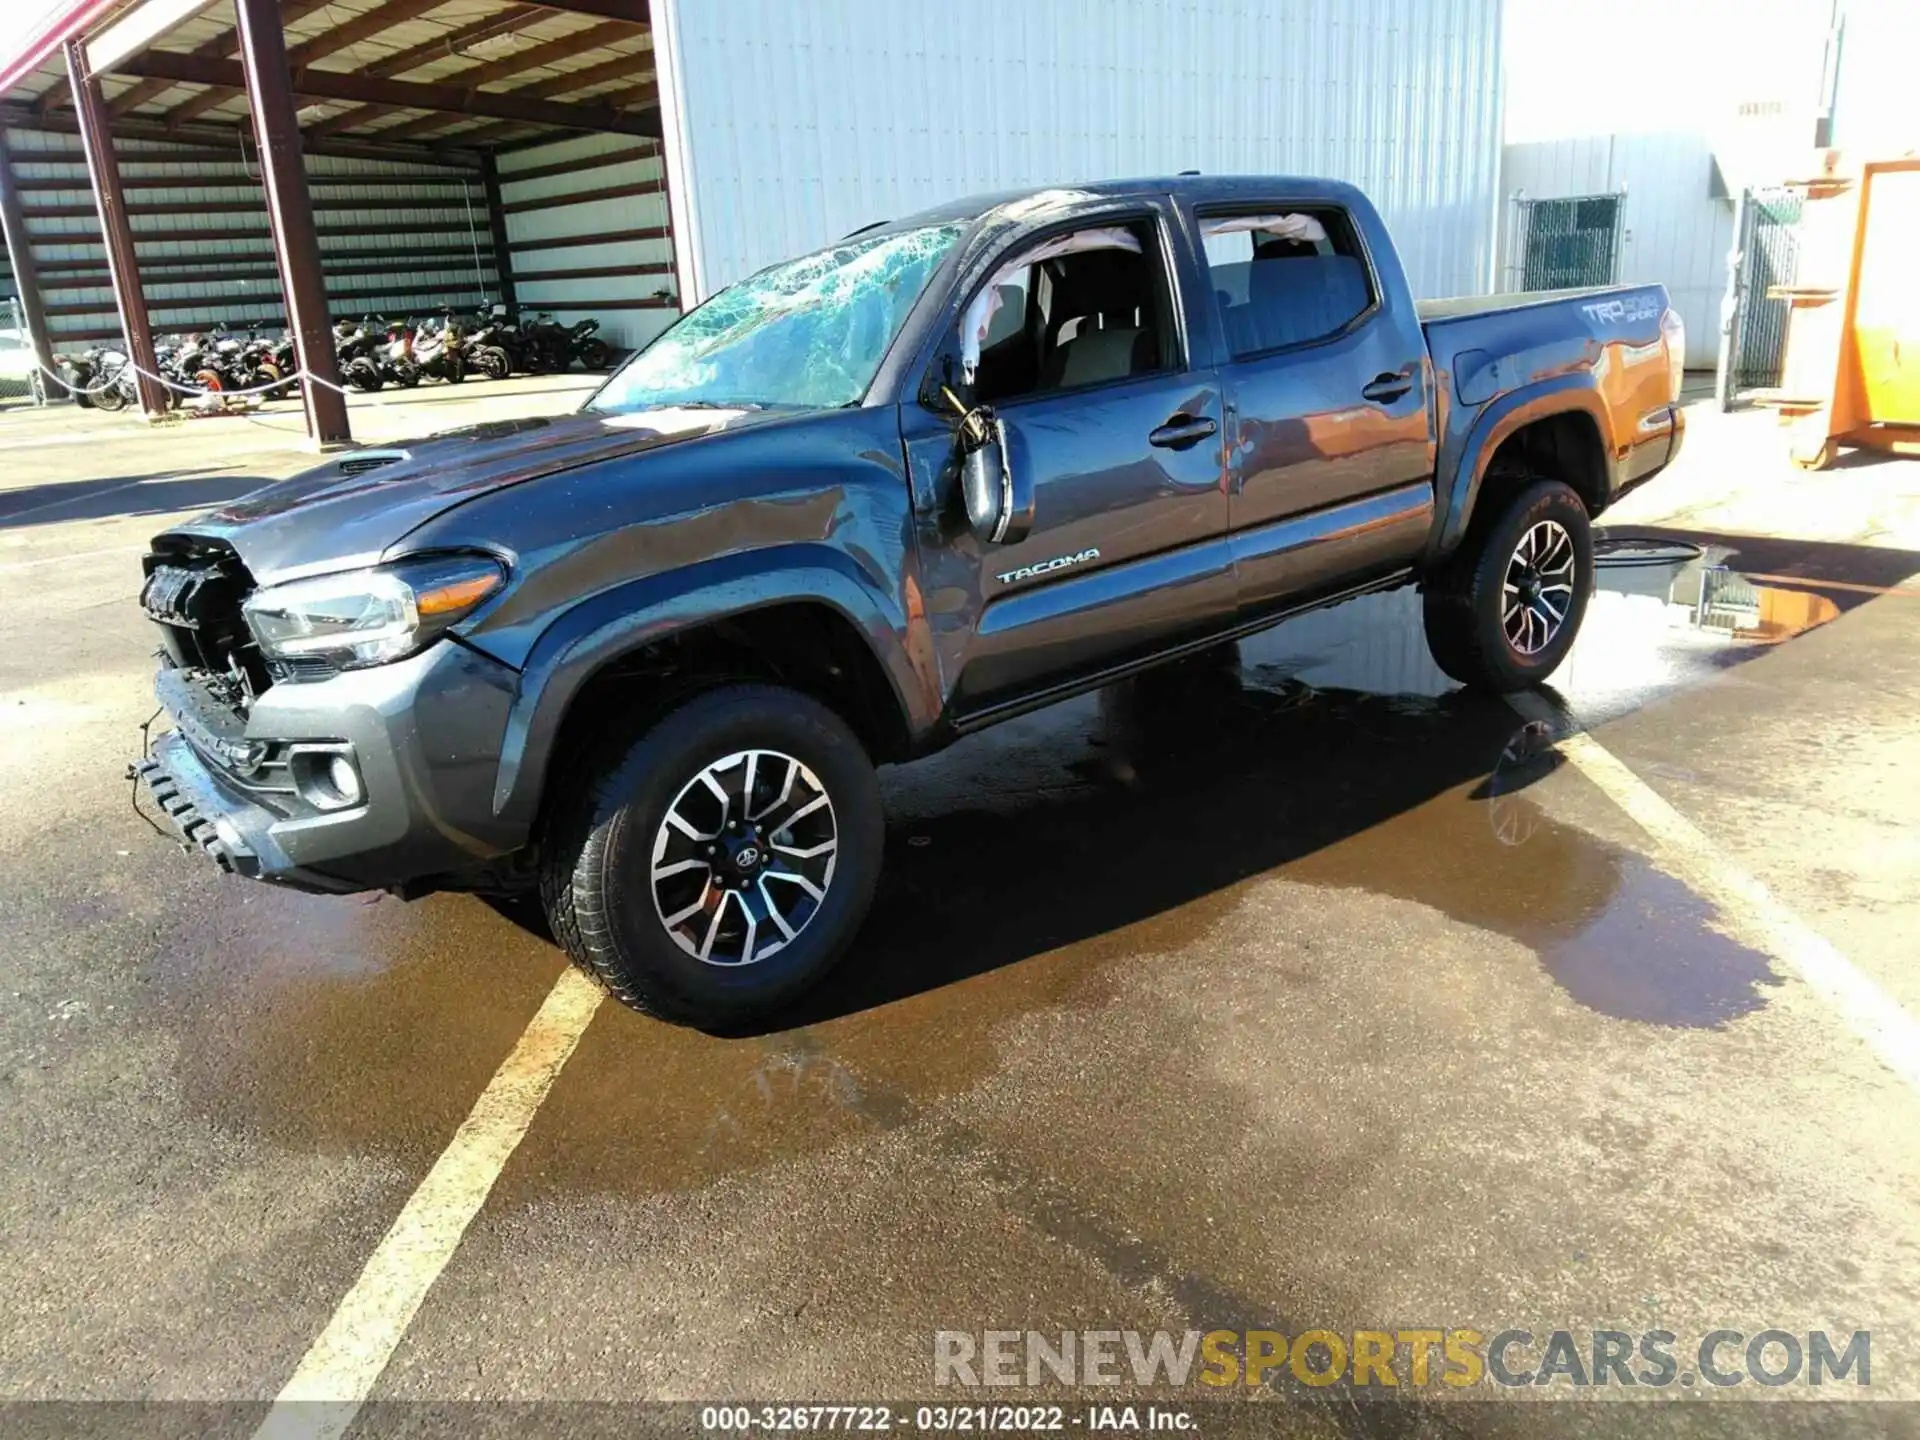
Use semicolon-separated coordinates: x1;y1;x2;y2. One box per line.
242;553;505;671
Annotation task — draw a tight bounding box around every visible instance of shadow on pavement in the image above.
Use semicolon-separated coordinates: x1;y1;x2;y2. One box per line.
0;469;275;529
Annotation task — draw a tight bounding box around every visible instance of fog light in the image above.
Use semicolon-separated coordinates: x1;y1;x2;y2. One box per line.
290;746;364;811
327;754;363;807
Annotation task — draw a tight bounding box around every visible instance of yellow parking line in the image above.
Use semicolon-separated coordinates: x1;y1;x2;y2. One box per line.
253;967;605;1440
1508;692;1920;1097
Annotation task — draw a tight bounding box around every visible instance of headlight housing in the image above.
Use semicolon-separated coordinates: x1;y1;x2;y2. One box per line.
242;553;506;672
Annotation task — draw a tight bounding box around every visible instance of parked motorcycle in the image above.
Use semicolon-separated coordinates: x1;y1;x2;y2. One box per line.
460;316;514;381
481;305;547;376
411;312;466;384
68;346;140;410
231;330;298;399
332;318;380;392
564;317;615;371
379;318;422;389
52;347;122;410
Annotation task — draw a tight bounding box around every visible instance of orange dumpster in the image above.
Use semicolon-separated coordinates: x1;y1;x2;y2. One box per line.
1757;150;1920;469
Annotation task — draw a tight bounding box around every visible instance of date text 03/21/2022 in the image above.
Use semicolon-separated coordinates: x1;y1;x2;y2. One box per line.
699;1404;1194;1432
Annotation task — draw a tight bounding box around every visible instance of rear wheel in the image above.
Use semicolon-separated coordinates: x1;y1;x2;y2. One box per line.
476;346;511;381
576;338;613;371
540;683;883;1028
1422;475;1592;691
345;358;382;392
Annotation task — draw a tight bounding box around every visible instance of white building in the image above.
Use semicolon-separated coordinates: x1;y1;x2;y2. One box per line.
649;0;1504;325
1;0;1502;381
1495;0;1908;372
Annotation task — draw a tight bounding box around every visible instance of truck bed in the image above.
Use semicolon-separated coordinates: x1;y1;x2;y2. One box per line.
1413;280;1681;552
1416;285;1636;324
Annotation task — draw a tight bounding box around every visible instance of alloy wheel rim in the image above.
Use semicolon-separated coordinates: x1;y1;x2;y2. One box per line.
1502;519;1577;656
649;749;839;967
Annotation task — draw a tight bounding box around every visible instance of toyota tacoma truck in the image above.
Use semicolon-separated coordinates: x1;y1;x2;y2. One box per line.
131;176;1686;1026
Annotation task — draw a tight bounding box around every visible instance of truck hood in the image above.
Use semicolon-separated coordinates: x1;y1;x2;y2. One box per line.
159;407;771;585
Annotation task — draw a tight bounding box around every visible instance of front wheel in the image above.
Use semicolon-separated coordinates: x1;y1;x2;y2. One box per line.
1422;475;1593;691
575;338;613;371
540;684;883;1028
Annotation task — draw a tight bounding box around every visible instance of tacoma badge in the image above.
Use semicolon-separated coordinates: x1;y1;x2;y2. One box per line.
996;548;1100;586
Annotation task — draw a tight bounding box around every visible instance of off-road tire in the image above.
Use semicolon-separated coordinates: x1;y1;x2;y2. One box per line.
1422;475;1593;691
539;683;884;1028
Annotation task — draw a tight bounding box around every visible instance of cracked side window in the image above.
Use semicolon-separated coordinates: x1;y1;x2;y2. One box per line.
589;224;964;413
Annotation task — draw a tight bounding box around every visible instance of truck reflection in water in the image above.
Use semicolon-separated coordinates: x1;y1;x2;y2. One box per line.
855;530;1879;1035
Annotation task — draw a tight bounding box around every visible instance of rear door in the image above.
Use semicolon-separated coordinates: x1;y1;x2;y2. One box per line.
1186;201;1435;618
900;200;1232;716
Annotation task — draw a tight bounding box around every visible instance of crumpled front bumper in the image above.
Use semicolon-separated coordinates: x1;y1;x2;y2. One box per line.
132;732;358;892
130;639;526;894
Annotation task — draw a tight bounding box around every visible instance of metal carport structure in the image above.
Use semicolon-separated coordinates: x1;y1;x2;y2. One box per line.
0;0;662;444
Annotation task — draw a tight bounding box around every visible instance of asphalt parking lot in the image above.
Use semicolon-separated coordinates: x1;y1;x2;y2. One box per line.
2;382;1919;1438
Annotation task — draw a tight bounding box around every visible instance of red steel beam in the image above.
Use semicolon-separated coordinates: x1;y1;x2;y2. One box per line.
497;175;661;214
0;0;121;98
112;48;659;135
0;99;486;169
63;36;168;416
300;4;549;137
46;0;338;119
481;151;517;309
371;52;651;139
518;0;648;21
336;19;639;141
487;139;653;182
232;0;349;444
162;0;455;129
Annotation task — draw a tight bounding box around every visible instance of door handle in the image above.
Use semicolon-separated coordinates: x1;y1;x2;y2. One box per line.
1148;414;1218;449
1361;370;1414;404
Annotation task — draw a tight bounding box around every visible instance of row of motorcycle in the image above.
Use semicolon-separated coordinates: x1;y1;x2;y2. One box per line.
53;307;620;412
335;307;616;393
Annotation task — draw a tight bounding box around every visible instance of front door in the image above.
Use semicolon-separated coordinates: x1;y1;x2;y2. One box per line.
900;208;1231;717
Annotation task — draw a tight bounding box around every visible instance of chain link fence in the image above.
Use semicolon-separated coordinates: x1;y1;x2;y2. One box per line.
1504;194;1626;292
1725;186;1802;400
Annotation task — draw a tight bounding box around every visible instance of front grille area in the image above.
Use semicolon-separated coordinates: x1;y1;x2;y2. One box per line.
266;654;339;685
152;665;300;815
141;540;261;688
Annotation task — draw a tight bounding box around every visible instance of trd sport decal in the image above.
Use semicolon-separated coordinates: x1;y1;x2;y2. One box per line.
996;548;1100;586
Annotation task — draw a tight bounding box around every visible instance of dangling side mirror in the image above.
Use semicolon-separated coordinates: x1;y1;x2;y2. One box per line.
943;388;1033;546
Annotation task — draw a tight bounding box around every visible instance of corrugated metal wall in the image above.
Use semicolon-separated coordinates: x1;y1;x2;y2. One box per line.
0;123;503;346
654;0;1503;305
1498;135;1732;368
496;132;678;353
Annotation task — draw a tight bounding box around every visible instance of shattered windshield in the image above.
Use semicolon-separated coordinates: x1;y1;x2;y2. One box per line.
588;224;965;413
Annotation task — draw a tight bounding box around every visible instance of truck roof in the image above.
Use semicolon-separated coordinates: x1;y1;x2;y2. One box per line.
865;174;1368;238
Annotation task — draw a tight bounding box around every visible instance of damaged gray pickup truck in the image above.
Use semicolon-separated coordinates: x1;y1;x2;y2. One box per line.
132;176;1686;1027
